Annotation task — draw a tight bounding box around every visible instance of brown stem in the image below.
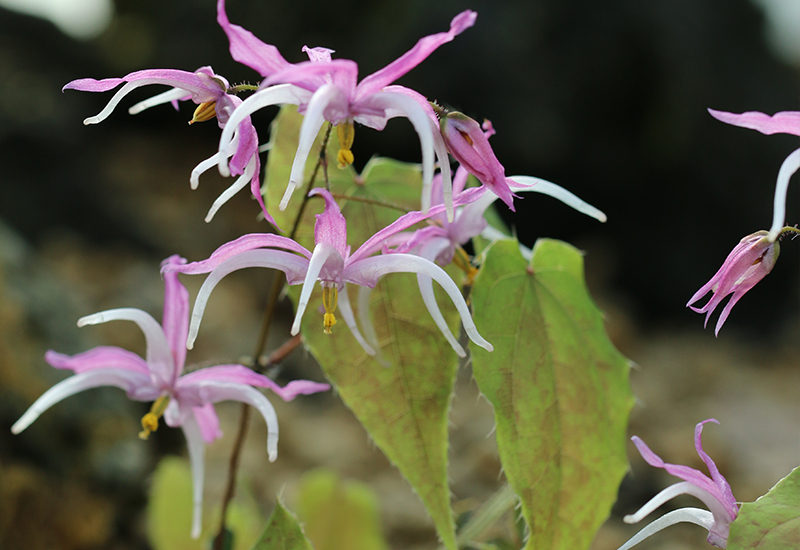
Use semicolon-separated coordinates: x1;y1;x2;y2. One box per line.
212;120;333;550
329;192;411;213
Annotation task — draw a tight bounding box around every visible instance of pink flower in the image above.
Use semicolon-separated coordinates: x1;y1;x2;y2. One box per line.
164;188;493;358
64;67;275;225
11;255;328;537
687;231;779;335
215;0;475;214
619;420;738;549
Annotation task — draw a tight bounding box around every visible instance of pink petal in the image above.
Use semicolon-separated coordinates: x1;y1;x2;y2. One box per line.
309;188;348;257
216;0;291;77
355;10;477;98
161;255;190;375
45;346;149;375
192;402;223;443
708;108;800;137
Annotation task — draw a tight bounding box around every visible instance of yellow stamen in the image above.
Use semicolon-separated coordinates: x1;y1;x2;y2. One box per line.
138;394;171;440
189;101;217;125
336;122;355;168
322;285;339;335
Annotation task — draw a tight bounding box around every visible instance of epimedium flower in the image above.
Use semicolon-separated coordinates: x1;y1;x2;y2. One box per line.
687;230;779;335
11;255;329;538
64;66;275;225
618;419;738;550
215;0;475;216
379;165;607;354
163;188;493;358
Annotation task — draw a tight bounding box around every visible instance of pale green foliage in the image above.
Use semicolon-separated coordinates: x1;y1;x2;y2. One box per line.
296;469;388;550
470;238;633;550
729;466;800;549
146;457;262;550
252;502;313;550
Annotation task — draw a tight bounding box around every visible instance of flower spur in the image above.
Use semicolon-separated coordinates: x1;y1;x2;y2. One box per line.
11;255;329;538
163;188;493;358
618;419;738;549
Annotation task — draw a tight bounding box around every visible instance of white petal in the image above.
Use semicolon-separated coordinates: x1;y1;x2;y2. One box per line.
356;285;390;366
187;250;311;349
78;308;174;385
11;369;153;434
195;383;279;461
204;155;256;222
368;92;435;214
623;481;732;529
190;151;222;190
181;415;206;539
281;84;338;210
415;238;465;356
83;79;172;125
128;87;188;115
618;508;714;550
346;253;493;352
337;284;376;355
768;147;800;241
508;176;607;222
291;243;338;335
218;83;309;177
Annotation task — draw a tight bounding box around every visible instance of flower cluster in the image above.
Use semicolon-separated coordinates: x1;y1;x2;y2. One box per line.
15;1;612;540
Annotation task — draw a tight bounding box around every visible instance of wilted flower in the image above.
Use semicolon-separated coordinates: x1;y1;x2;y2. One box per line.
619;419;738;549
11;255;329;537
64;67;274;224
216;0;475;214
687;231;778;335
164;188;493;358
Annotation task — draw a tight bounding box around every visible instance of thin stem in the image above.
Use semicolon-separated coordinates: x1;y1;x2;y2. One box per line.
227;83;260;94
212;119;333;550
453;484;518;548
329;193;411;213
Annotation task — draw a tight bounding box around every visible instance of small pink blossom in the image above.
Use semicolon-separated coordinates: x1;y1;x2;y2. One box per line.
687;231;779;335
64;67;275;225
619;420;738;549
11;255;328;537
164;189;493;358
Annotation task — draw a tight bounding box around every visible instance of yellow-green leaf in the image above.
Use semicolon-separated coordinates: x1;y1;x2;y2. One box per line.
729;466;800;550
295;469;388;550
470;238;633;550
252;502;313;550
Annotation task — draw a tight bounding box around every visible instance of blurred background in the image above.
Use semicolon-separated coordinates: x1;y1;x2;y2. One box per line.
2;0;800;548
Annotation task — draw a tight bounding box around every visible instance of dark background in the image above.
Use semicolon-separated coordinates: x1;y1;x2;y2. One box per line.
2;1;800;549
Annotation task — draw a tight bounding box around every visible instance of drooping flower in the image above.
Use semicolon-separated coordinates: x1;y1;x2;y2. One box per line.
11;255;329;537
618;419;739;550
215;0;476;215
687;231;779;335
708;108;800;242
163;188;493;358
64;67;275;225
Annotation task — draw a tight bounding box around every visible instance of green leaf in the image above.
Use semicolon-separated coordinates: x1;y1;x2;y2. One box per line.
729;466;800;549
295;469;388;550
147;457;262;550
252;502;313;550
469;238;633;550
264;106;461;548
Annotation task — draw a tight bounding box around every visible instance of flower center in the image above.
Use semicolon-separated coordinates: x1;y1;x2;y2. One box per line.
322;285;338;335
336;122;355;168
138;394;171;440
189;101;217;124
